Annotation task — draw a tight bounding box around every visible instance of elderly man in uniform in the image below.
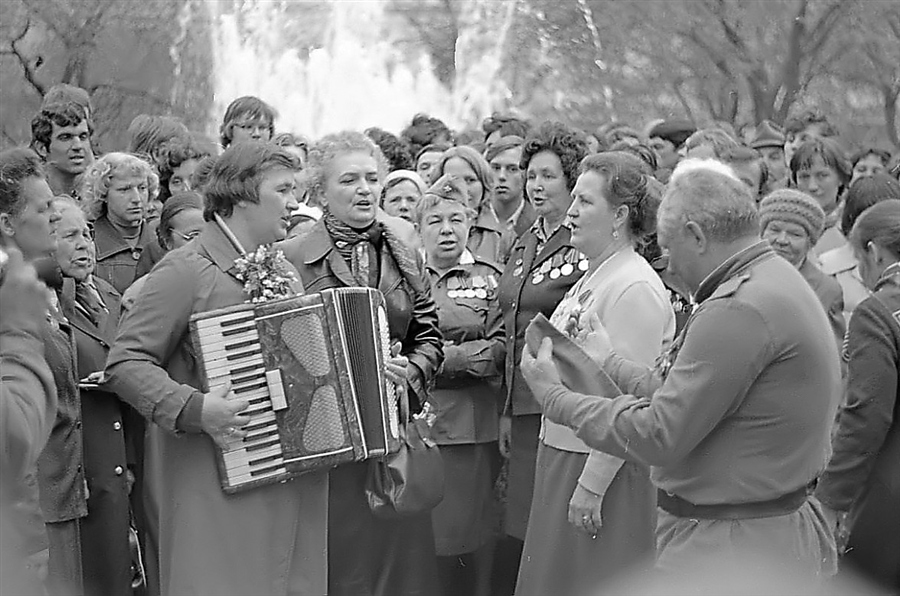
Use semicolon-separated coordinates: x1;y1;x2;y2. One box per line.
521;159;841;579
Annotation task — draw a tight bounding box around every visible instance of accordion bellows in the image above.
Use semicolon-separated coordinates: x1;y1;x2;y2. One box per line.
190;288;401;494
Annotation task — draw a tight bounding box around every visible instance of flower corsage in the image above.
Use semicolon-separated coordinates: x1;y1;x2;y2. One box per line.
233;246;298;303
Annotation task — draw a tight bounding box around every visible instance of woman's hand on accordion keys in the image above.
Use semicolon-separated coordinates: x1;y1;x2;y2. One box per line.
200;382;251;449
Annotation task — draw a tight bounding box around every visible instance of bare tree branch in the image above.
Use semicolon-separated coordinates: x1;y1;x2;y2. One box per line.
0;16;46;96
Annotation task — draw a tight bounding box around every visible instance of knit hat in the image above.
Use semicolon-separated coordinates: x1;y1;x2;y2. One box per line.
759;189;826;244
750;120;784;150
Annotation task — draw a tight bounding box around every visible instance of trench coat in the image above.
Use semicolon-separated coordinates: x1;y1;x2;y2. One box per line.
281;218;443;596
59;277;131;596
104;221;328;596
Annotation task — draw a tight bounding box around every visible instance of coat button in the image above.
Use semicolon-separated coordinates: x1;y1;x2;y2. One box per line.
75;420;82;429
114;466;124;476
113;421;122;431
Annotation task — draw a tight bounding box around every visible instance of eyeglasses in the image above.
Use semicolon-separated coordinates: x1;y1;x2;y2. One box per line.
173;229;201;242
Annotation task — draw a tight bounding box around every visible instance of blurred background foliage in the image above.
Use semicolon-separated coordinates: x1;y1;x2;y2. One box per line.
1;0;897;151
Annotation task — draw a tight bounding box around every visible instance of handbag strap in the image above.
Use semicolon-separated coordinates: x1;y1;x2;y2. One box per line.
398;382;411;423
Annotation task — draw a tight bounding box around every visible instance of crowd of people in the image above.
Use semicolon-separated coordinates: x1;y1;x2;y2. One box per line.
1;83;899;596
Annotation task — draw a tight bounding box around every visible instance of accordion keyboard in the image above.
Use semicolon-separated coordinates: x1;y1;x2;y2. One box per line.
194;310;288;485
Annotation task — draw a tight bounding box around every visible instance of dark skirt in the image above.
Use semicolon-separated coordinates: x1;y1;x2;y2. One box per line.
515;443;655;596
505;414;541;540
432;442;499;556
328;461;439;596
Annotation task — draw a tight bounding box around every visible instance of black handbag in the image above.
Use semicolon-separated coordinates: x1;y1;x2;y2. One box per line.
366;385;445;518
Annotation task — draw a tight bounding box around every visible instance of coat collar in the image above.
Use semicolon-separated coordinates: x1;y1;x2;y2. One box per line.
93;215;154;259
695;240;774;303
196;220;242;275
293;219;360;288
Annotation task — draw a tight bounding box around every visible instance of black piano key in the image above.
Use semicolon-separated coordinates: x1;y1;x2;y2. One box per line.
232;370;266;386
226;348;261;362
225;339;258;351
220;314;255;328
246;438;280;453
222;324;255;337
234;381;267;395
249;462;286;477
245;428;278;441
244;420;276;433
230;363;263;376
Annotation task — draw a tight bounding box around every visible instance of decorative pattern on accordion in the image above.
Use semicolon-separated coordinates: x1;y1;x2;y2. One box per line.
189;288;399;494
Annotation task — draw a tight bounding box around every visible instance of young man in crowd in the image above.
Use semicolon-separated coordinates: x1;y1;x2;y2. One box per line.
219;96;277;149
29;102;94;198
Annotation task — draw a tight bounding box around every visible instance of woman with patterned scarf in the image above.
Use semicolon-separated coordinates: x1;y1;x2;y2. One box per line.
281;131;444;596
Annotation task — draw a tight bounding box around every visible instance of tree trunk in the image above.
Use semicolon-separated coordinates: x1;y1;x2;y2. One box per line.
884;84;900;148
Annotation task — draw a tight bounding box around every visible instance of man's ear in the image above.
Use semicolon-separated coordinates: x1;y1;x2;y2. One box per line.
34;142;48;160
0;212;17;240
684;220;708;253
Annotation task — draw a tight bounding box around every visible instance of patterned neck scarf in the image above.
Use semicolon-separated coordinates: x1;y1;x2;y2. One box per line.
323;208;423;292
75;278;108;326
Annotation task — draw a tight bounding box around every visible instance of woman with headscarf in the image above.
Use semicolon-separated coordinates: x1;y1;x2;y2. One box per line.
280;131;443;596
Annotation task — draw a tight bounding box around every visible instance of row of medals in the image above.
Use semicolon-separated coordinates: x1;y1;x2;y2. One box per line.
446;273;498;300
512;249;590;285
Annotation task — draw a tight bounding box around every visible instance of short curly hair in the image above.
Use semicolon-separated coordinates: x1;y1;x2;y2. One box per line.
433;145;494;208
80;152;160;221
155;135;215;202
482;113;531;139
0;148;45;217
304;131;388;207
30;102;92;155
521;122;589;191
401;113;452;160
365;127;413;172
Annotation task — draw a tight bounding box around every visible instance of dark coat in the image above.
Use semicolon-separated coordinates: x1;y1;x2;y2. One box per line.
497;225;586;416
92;215;157;294
281;219;443;409
816;276;900;589
281;218;443;596
59;277;132;596
799;257;845;349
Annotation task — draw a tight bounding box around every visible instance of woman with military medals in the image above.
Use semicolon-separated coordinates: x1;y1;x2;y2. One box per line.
416;175;505;596
494;122;589;590
104;143;329;596
516;152;675;595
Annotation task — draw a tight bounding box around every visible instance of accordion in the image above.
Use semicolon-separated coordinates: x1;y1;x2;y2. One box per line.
189;288;401;494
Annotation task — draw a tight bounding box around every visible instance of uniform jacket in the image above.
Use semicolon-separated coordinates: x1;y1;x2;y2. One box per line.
799;257;845;348
92;214;157;294
104;221;327;596
281;219;444;410
816;274;900;586
497;224;586;416
544;242;842;505
426;252;505;444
